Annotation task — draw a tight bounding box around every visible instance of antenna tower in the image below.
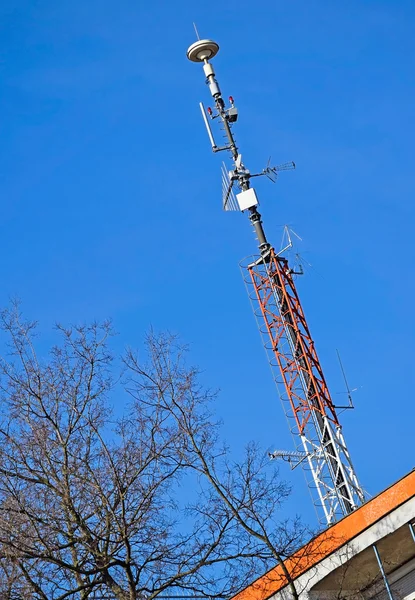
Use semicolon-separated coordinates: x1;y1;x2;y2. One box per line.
186;38;365;525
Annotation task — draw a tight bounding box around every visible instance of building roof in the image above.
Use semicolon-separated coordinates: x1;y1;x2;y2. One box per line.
231;470;415;600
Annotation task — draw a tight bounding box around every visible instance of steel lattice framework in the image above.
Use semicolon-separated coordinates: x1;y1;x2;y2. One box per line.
186;36;365;525
244;249;364;523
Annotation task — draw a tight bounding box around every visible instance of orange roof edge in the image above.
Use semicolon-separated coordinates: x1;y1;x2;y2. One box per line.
232;470;415;600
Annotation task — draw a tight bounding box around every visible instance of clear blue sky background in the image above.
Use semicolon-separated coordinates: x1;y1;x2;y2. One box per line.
1;1;414;526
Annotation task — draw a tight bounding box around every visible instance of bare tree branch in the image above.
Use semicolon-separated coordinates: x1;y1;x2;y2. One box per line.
0;309;310;599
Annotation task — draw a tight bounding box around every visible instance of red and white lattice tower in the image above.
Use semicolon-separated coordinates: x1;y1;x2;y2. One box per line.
186;38;366;526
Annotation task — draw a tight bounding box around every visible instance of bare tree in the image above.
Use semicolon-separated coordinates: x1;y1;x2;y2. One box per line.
0;305;308;600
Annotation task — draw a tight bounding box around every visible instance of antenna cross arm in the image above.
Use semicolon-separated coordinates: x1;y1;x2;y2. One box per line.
212;145;232;153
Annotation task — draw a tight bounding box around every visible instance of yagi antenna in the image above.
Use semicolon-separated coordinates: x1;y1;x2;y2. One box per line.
269;449;311;469
251;160;296;183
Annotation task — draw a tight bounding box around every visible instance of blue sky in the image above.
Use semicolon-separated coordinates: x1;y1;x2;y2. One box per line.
1;0;414;525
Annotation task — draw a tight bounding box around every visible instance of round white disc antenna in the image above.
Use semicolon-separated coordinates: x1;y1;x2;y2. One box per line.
187;39;219;62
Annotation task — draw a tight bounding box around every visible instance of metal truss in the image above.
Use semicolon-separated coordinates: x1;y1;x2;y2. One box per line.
243;247;365;525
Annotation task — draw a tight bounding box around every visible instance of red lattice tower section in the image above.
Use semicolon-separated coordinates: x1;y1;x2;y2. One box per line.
245;247;364;524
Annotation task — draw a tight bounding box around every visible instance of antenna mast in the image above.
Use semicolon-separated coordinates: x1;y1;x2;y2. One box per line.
186;38;365;525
